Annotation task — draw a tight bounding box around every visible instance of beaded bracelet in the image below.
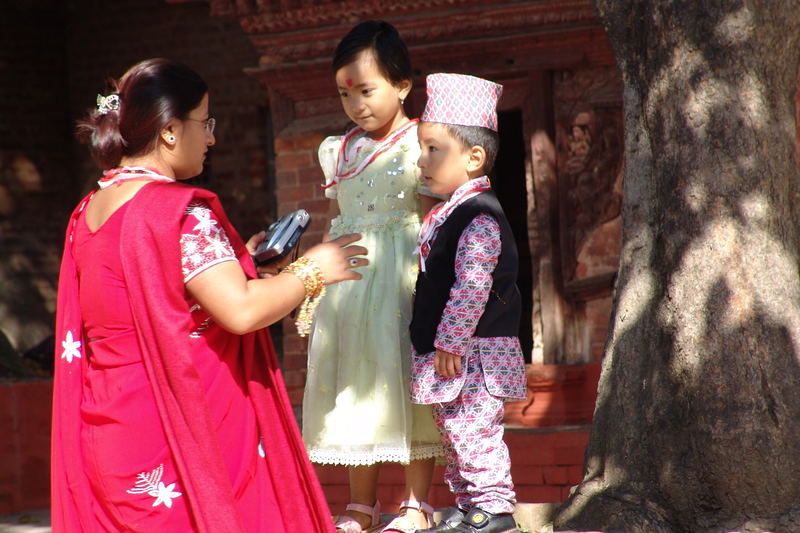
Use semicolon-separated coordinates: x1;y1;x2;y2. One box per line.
282;256;326;337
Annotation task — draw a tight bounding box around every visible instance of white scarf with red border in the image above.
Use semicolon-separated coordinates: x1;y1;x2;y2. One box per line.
415;176;492;272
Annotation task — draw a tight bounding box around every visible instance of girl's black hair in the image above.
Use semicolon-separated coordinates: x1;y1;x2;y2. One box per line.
76;58;207;170
332;20;412;84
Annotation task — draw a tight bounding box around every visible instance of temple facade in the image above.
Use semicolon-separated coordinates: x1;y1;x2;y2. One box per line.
207;0;624;408
0;0;628;515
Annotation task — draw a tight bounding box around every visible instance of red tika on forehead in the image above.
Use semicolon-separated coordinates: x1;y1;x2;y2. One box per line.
346;78;354;87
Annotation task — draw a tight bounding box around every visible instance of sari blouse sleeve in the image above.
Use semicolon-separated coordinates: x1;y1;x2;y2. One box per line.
180;200;237;283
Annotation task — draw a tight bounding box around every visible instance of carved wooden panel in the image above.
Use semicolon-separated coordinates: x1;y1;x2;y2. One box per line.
211;0;596;38
553;66;623;284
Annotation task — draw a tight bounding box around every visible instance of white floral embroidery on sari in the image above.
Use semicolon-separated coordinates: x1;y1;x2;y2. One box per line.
127;464;183;508
180;201;236;282
60;330;82;363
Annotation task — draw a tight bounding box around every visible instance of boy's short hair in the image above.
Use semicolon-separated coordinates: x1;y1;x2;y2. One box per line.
441;124;500;174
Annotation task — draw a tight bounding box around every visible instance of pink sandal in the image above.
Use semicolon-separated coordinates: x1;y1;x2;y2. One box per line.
381;499;434;533
335;501;382;533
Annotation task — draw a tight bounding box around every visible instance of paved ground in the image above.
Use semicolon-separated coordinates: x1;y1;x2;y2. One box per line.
0;504;561;532
0;510;50;533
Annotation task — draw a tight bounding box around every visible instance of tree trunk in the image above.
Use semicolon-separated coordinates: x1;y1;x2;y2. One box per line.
554;2;800;532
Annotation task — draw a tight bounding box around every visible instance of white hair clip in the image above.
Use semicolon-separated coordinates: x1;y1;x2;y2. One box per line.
96;94;120;115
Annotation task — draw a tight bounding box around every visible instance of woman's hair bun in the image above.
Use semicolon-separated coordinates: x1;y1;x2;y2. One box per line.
76;86;126;170
76;59;207;170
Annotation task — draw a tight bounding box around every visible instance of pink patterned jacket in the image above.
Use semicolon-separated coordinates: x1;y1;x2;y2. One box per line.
410;213;527;405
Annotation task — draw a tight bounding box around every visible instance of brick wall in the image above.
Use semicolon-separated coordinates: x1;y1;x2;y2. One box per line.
273;134;331;247
273;131;337;402
0;381;52;514
504;364;601;428
317;427;590;514
0;0;271;356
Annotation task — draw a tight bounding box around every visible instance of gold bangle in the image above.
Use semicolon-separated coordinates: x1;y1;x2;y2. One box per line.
283;256;326;337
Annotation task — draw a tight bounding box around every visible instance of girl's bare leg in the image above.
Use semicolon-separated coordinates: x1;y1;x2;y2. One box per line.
398;457;436;528
341;464;381;529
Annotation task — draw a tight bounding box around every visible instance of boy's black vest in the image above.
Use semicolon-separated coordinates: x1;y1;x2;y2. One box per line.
410;191;521;354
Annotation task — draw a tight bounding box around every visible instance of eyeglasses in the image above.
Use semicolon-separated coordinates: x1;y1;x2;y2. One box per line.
186;117;216;134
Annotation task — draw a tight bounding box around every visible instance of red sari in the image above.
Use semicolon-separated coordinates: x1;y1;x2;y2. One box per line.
52;181;335;533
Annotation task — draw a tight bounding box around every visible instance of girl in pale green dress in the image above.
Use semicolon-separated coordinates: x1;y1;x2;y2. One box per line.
302;20;444;533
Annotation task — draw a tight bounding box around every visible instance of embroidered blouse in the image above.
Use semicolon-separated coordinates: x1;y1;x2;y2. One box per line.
180;201;236;282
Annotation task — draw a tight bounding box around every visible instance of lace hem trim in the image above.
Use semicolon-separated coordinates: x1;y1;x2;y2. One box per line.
307;443;444;466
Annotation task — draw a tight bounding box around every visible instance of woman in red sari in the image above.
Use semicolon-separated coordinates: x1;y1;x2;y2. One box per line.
52;58;365;533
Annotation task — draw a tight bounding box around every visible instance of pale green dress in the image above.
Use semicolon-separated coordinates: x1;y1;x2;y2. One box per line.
303;124;444;466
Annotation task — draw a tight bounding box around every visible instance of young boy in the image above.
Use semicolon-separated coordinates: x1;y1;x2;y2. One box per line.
410;73;526;533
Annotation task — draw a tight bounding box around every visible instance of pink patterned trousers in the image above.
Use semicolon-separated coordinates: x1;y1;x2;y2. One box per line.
431;354;516;514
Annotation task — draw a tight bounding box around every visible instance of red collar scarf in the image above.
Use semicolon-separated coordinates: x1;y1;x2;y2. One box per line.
52;181;334;533
416;176;492;272
321;119;418;190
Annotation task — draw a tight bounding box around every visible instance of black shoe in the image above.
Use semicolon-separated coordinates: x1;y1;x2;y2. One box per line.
426;507;519;533
417;506;466;532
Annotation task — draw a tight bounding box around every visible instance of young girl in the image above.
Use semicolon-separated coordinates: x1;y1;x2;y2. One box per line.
302;20;444;533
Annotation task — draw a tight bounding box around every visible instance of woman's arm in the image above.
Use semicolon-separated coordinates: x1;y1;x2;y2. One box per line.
186;234;366;334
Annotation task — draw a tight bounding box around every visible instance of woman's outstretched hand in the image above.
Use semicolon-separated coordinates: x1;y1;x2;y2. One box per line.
303;233;368;284
186;233;369;334
245;230;267;256
245;230;296;278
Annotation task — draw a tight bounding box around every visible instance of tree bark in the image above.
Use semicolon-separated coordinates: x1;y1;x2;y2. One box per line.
555;2;800;532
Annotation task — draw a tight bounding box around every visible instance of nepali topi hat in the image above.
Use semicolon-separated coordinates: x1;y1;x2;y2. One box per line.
421;73;503;132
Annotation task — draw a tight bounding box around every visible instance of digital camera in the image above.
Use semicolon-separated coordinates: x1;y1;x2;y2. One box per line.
253;209;311;265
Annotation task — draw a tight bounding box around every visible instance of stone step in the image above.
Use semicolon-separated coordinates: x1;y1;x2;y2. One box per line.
512;502;560;532
0;509;51;533
0;503;570;533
